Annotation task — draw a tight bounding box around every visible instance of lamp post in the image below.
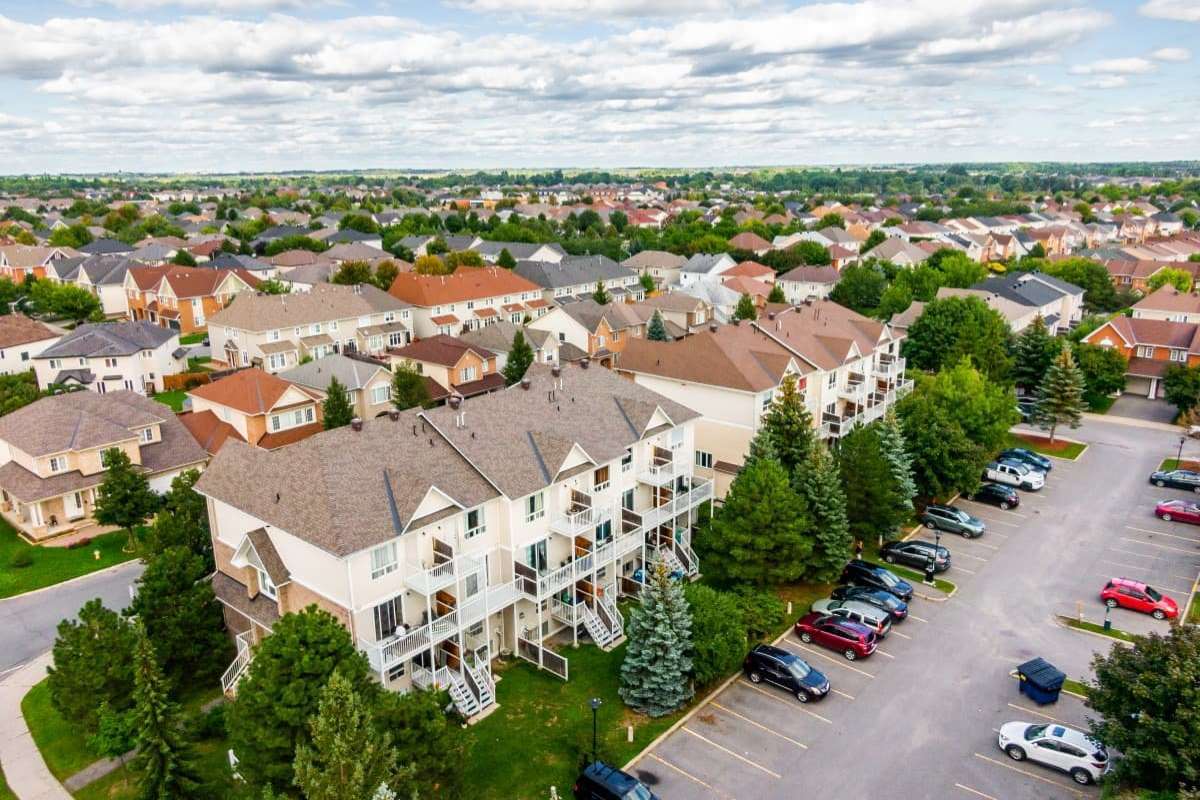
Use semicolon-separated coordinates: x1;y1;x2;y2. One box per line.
590;697;602;766
1178;435;1187;469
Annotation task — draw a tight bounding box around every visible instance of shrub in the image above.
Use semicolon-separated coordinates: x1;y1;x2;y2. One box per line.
733;589;786;641
188;703;227;741
87;701;137;758
9;550;32;568
684;584;748;687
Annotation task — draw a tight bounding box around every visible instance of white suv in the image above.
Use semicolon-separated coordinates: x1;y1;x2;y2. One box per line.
984;459;1044;491
998;722;1110;785
810;598;892;638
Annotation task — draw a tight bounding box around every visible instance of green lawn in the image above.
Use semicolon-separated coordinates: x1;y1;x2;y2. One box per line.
1060;616;1135;643
0;766;14;800
1062;678;1090;698
0;519;141;599
21;679;99;781
886;563;956;594
151;390;187;412
1188;593;1200;626
1005;432;1087;460
178;333;206;345
186;356;212;372
1086;394;1116;414
73;737;233;800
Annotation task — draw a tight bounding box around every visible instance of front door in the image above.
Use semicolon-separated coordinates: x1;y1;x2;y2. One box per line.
67;491;85;520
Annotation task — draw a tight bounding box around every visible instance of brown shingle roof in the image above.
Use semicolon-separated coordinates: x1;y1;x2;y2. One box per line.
388;266;542;307
0;315;58;349
208;283;408;332
753;300;892;370
176;409;244;455
617;322;804;392
189;368;319;416
256;421;324;450
1132;286;1200;315
389;335;494;368
0;390;164;456
1101;316;1200;353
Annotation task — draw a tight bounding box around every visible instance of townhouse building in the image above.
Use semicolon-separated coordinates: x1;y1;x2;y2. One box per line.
125;266;260;334
1083;316;1200;399
949;273;1085;334
458;321;560;371
636;293;713;334
621;250;686;288
527;299;644;367
208;283;411;374
195;362;710;722
0;245;79;282
387;335;505;400
0;315;61;376
280;354;395;421
387;267;549;338
0;391;207;541
514;255;642;304
186;368;325;450
473;241;566;265
1130;287;1200;323
678;253;737;288
47;254;132;318
776;266;840;304
33;321;184;395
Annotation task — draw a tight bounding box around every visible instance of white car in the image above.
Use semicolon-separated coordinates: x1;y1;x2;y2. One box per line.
984;460;1045;491
811;598;892;638
997;722;1110;785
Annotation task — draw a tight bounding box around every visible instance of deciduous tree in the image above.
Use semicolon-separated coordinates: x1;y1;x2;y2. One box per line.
828;264;887;314
1163;363;1200;414
1147;267;1194;293
94;447;158;552
683;584;746;687
902;296;1012;383
733;292;757;321
391;364;431;410
1075;342;1127;406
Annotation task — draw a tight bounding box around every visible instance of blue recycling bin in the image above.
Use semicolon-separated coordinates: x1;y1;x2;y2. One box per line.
1017;658;1065;705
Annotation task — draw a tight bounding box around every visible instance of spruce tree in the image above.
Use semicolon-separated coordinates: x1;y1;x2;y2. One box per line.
1012;315;1060;392
619;561;693;717
322;376;355;430
838;423;908;543
593;281;611;305
496;248;516;269
647;310;668;341
733;293;757;321
502;330;534;386
876;410;917;513
1034;344;1086;442
130;623;199;800
759;374;816;479
796;444;853;581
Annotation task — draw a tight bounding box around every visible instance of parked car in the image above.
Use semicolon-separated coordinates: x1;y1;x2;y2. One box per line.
794;612;878;660
1000;447;1052;473
1149;468;1200;493
574;761;659;800
997;722;1110;786
921;503;986;538
742;644;830;703
1100;577;1178;620
1155;499;1200;525
880;540;951;572
984;459;1045;490
967;482;1020;511
840;560;914;601
1016;398;1037;421
830;585;909;621
811;598;892;638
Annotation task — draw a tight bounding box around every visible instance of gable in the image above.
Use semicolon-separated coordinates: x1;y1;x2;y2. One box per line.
1086;321;1129;348
644;405;674;433
556;441;596;475
411;485;462;521
272;385;317;410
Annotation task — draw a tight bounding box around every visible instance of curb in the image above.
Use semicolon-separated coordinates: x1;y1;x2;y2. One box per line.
0;559;142;603
1008;428;1089;461
1054;616;1133;648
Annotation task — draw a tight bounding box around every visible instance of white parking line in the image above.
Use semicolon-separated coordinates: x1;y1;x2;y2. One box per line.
952;565;978;575
832;688;855;700
971;541;1002;551
890;630;913;640
1007;702;1070;724
1125;525;1200;545
1120;536;1199;555
682;726;783;779
974;517;1021;528
644;752;728;798
782;639;877;678
710;701;808;749
1107;546;1159;560
907;613;929;623
955;783;999;800
962;504;1028;519
952;551;989;562
973;753;1084;797
875;648;895;659
737;680;834;724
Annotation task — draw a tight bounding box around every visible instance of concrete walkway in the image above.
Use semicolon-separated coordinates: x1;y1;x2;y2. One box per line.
1082;411;1181;433
0;653;71;800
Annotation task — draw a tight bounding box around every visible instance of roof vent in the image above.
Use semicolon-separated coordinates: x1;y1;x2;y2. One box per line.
767;312;776;321
709;322;718;333
350;417;363;431
388;409;399;421
448;395;462;410
551;365;561;378
580;359;590;370
520;377;531;390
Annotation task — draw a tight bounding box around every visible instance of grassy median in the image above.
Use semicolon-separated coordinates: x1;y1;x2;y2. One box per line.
1060;615;1135;643
1006;432;1087;460
0;519;141;599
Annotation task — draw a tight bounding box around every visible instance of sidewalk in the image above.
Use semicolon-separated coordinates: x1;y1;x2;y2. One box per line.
0;653;71;800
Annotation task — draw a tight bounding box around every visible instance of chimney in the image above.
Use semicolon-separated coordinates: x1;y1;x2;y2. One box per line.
350;417;363;431
520;377;531;390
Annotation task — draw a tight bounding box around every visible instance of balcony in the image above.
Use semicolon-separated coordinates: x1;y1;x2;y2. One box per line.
515;524;649;601
550;490;612;538
639;477;713;531
821;411;862;438
404;551;484;595
838;373;870;404
874;354;906;380
637;458;677;487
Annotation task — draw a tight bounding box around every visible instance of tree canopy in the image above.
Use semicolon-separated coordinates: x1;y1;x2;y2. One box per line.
902;296;1013;383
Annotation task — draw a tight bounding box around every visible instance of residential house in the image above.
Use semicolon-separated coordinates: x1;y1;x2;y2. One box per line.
527;299;645;367
323;229;384;250
957;273;1085;333
33;321;183;394
1083;316;1200;399
78;239;134;257
208;283;411;373
514;255;642;304
458;321;560;370
47;254;133;318
473;241;566;265
621;250;687;288
0;316;61;376
276;262;336;293
0;245;79;282
798;227;861;253
187;368;325;450
388;267;548;338
386;335;506;399
868;238;932;267
281;354;396;421
727;231;772;256
636;293;713;333
196;362;709;719
777;266;840;303
678;253;737;288
125;266;260;335
0;391;207;541
1131;287;1200;323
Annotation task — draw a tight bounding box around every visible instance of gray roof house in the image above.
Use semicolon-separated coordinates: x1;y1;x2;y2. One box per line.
514;255;641;301
457;320;559;369
39;320;178;360
78;238;135;256
472;241;566;264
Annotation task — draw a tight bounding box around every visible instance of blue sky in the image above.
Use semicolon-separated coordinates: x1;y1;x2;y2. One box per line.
0;0;1197;174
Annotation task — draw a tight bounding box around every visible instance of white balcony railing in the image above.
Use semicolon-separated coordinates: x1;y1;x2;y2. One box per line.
550;503;612;538
404;552;484;595
637;459;677;487
221;630;254;694
874;355;906;379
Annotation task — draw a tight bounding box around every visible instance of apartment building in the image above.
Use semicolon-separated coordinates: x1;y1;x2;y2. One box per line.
33;321;184;395
1083;316;1200;399
280;354;395;421
387;267;550;338
0;315;61;376
207;283;411;374
616;322;806;497
196;362;710;721
187;368;325;450
0;391;207;541
125;266;260;334
752;301;912;438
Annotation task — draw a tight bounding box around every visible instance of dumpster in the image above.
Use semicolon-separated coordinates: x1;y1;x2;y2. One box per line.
1016;658;1065;705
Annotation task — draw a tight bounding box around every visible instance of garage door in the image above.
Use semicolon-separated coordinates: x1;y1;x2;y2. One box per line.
1125;376;1152;398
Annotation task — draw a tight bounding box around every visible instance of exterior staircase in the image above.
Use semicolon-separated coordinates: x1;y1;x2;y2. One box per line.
582;600;623;650
466;661;496;711
446;669;481;718
220;631;254;696
657;546;686;576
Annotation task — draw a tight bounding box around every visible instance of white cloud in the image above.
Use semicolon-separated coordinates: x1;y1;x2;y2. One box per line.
449;0;753;16
1070;57;1156;75
72;0;335;9
1139;0;1200;22
1152;46;1192;61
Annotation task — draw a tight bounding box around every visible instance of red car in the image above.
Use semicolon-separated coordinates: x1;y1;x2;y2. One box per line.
1100;578;1179;620
1155;499;1200;525
794;612;878;660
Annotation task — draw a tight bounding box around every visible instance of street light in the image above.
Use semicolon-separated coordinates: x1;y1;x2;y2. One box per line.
590;697;602;766
1178;435;1187;469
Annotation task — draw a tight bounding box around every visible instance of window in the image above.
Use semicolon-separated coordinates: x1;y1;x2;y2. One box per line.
669;427;684;450
269;329;280;342
104;357;118;368
696;450;714;469
373;597;401;639
257;569;277;599
371;384;391;405
140;428;153;443
525;492;545;522
827;371;837;388
593;466;610;492
1171;349;1187;362
761;391;774;413
48;456;65;473
267;352;287;371
1136;345;1154;358
370;542;398;579
359;315;371;326
622;488;634;511
621;447;633;473
329;320;338;331
384;311;395;322
309;323;321;335
388;331;405;347
558;332;565;343
465;508;485;538
386;662;407;681
461;366;477;382
48;359;60;369
597;335;606;348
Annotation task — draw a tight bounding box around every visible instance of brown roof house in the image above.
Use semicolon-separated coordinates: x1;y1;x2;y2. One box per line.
386;335;505;399
0;391;207;541
185;368;324;450
0;315;61;376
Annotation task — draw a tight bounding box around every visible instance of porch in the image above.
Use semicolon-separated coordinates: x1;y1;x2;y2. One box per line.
0;487;107;544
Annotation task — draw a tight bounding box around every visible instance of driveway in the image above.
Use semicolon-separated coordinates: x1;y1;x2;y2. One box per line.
630;417;1198;800
1107;394;1178;426
0;561;143;677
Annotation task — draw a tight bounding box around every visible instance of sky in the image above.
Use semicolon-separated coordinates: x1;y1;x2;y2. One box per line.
0;0;1197;174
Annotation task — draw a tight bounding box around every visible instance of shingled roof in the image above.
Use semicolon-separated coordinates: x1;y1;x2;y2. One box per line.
38;321;176;359
617;322;804;392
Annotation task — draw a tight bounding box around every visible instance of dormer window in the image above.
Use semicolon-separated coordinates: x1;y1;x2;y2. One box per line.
140;428;153;443
257;569;277;599
48;456;65;473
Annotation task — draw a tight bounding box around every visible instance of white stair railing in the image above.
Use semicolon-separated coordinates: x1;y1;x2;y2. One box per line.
221;631;254;694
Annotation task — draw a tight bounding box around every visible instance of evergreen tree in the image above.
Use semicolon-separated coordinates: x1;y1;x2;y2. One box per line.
838;424;907;543
795;444;853;581
876;410;917;513
374;685;466;799
391;364;431;411
502;330;534;386
94;447;158;553
1011;315;1060;391
48;599;137;731
293;672;410;800
496;248;517;269
696;439;812;586
759;374;816;479
322;376;355;430
619;561;693;717
130;624;199;800
647;311;668;341
1033;344;1086;442
733;293;757;321
593;280;611;305
767;283;786;304
144;469;212;569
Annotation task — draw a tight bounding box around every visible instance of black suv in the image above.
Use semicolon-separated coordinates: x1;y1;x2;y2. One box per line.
830;585;909;620
743;644;830;703
574;761;658;800
840;559;914;601
881;540;951;573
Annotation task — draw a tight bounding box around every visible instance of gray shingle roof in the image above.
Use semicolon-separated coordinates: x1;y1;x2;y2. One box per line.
78;238;134;255
39;321;177;359
280;354;389;393
514;255;633;289
473;241;565;260
208;283;409;332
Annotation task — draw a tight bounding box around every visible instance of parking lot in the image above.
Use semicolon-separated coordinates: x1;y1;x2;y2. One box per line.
629;418;1200;799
